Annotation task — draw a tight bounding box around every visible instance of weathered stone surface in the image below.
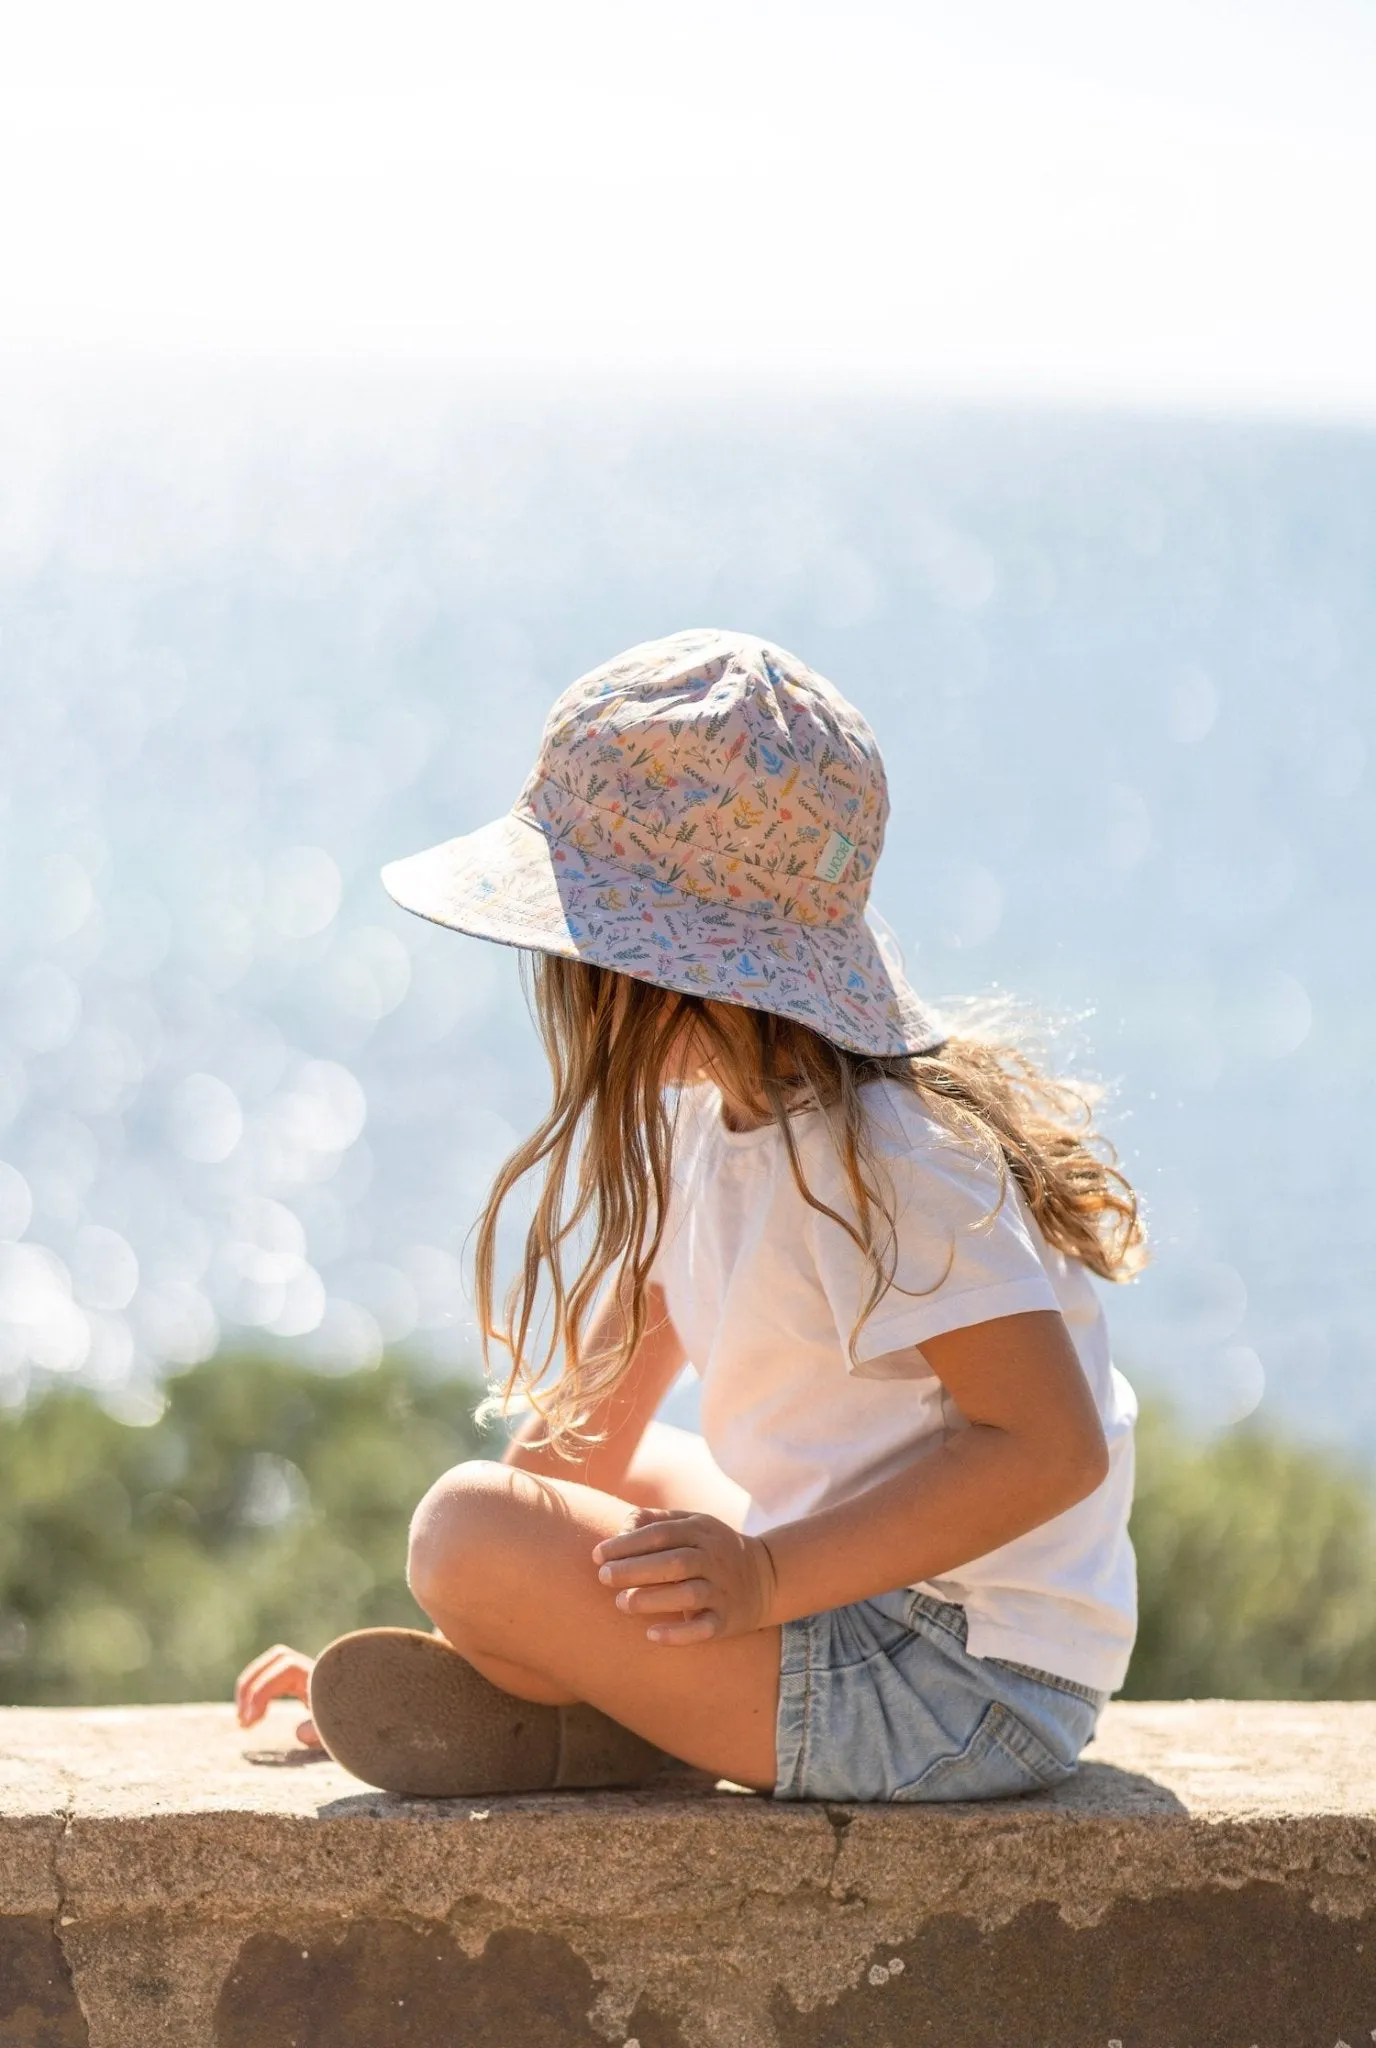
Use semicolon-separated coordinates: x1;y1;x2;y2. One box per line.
0;1738;68;1919
214;1925;689;2048
1;1700;1375;2046
770;1885;1376;2046
0;1916;87;2047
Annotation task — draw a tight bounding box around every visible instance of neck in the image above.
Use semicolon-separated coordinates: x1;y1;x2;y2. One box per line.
716;1087;770;1133
712;1076;808;1133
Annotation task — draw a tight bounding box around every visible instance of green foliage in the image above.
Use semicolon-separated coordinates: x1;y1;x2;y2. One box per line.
1123;1389;1376;1699
0;1350;495;1706
3;1350;1376;1704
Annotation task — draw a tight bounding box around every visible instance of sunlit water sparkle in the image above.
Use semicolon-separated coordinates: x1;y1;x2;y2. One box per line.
1;378;1372;1454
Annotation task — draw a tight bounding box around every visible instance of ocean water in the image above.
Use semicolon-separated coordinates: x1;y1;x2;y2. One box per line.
1;376;1372;1457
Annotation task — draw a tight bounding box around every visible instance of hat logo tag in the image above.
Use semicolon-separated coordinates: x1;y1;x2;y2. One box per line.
814;830;856;884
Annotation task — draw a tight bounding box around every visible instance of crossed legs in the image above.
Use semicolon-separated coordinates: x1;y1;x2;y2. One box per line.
406;1426;781;1791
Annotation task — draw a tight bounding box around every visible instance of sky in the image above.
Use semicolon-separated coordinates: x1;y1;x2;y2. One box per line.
2;0;1375;412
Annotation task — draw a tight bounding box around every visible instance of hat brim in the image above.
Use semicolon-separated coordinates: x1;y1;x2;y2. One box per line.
382;810;946;1060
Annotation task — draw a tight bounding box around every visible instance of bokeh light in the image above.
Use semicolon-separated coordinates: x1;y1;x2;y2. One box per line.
0;385;1369;1455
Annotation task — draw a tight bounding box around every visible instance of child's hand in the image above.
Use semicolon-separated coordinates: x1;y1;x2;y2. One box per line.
592;1507;778;1645
235;1643;322;1748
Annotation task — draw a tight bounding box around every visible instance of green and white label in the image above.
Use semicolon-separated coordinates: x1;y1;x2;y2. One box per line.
814;830;856;883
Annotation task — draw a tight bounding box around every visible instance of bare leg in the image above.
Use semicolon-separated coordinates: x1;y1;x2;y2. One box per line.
464;1421;751;1704
407;1460;781;1791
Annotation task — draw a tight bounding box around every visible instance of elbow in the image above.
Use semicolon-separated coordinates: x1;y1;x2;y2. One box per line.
1055;1427;1111;1511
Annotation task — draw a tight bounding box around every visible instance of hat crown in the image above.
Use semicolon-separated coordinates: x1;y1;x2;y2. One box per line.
523;628;889;909
382;624;946;1055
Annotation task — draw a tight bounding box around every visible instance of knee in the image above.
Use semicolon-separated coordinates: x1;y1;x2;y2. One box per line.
406;1460;527;1621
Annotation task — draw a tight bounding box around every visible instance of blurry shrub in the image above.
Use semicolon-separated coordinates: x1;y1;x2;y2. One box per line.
1124;1389;1376;1699
3;1352;1376;1704
0;1349;494;1706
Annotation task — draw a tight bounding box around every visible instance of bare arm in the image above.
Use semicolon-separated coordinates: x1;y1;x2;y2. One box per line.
594;1309;1111;1643
757;1310;1110;1622
502;1283;687;1495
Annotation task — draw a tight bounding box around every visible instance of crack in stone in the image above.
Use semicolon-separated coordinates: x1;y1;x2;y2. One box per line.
49;1769;93;2047
821;1805;858;1902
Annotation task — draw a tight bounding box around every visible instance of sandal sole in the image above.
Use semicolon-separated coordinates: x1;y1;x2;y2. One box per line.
308;1628;661;1797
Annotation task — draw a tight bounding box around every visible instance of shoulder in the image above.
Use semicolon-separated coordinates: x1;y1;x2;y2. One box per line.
813;1075;988;1175
794;1074;1012;1222
857;1075;961;1149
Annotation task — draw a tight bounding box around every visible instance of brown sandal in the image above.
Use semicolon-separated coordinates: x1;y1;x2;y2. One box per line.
308;1628;666;1797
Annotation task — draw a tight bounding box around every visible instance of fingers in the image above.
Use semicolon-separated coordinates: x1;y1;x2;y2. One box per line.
613;1576;715;1617
235;1645;314;1729
235;1641;311;1710
590;1512;735;1645
593;1516;701;1564
296;1717;323;1748
597;1545;700;1590
235;1642;294;1717
646;1612;722;1646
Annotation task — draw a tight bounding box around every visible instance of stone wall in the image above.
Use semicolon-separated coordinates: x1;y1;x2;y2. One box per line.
2;1701;1374;2046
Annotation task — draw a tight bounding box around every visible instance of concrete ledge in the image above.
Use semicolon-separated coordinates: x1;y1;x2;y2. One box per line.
2;1701;1375;2047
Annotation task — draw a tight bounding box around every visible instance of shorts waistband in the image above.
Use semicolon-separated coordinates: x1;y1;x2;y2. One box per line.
905;1591;1110;1706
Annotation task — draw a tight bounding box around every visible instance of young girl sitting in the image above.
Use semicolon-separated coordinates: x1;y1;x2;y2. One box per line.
235;627;1145;1804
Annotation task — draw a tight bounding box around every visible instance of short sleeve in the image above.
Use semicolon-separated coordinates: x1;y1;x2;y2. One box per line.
802;1086;1061;1375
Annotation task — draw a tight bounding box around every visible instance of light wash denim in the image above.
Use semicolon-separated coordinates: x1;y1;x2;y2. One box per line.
774;1588;1111;1803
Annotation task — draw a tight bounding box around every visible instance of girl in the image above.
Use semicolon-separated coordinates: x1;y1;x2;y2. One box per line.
235;627;1145;1804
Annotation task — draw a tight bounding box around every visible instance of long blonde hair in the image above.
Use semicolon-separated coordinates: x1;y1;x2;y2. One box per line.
474;955;1148;1452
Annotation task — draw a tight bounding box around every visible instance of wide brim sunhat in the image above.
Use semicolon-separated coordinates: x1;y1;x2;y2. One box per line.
382;628;948;1061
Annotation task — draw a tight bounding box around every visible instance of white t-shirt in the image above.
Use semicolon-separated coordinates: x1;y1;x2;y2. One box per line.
650;1077;1138;1694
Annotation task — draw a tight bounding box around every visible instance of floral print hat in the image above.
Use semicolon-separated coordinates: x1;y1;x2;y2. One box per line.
381;628;948;1059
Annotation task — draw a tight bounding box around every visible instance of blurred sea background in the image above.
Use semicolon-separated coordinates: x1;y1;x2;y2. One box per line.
5;0;1376;1703
2;377;1372;1450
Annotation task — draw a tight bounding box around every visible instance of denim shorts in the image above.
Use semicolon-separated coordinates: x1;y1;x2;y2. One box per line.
774;1588;1111;1803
